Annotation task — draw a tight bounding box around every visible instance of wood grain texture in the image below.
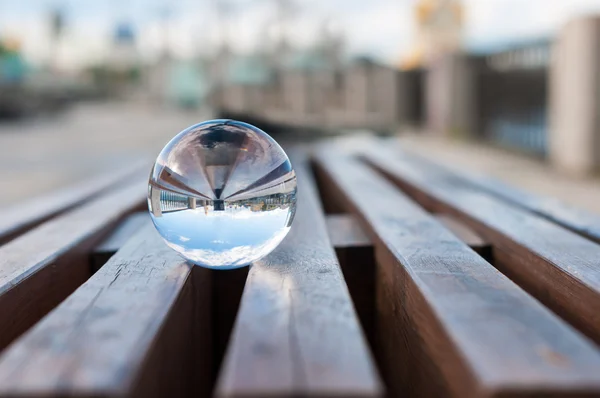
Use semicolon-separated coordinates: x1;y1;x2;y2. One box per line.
400;147;600;244
0;225;212;398
315;146;600;398
0;160;147;245
434;214;492;261
91;212;150;272
215;150;383;398
363;143;600;344
0;176;147;352
326;214;376;350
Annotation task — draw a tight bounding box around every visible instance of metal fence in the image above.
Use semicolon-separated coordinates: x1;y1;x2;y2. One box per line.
473;40;550;156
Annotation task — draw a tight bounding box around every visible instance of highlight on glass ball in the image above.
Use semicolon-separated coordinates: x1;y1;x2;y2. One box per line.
148;119;297;269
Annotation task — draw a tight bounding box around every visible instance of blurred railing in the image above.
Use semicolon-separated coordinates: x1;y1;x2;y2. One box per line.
214;60;425;134
472;41;550;156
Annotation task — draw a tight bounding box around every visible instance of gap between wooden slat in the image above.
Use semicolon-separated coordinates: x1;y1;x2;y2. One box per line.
90;212;150;273
215;150;383;398
0;225;212;398
325;214;376;349
315;145;600;398
434;214;493;262
89;210;250;392
399;146;600;245
324;212;492;353
363;142;600;345
0;173;147;352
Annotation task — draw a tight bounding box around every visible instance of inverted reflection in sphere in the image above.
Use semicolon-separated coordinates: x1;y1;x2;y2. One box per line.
148;120;297;269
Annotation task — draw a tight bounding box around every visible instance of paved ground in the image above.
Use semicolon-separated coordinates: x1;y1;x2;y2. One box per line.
0;102;208;206
398;132;600;215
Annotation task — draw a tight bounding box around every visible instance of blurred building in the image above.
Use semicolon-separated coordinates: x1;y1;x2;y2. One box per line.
211;30;403;132
424;14;600;176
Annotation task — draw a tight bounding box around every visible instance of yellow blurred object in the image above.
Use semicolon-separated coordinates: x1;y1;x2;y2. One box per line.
401;46;425;70
401;0;463;70
416;0;436;24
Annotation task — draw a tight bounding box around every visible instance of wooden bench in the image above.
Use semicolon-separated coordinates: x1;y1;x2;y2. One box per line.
0;138;599;397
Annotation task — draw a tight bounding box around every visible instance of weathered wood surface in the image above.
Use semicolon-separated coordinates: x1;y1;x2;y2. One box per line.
434;214;492;261
0;177;147;352
363;143;600;344
325;212;491;262
0;161;147;245
91;212;150;272
326;214;376;348
215;151;382;398
315;146;600;397
399;146;600;244
0;225;212;398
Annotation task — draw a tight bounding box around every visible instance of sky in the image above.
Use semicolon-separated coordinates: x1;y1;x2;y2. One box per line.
2;0;600;69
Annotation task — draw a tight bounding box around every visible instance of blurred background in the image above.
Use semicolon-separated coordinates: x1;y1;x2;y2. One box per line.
2;0;600;212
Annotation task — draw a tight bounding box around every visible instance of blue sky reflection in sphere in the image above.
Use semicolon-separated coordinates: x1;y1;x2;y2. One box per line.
148;120;297;269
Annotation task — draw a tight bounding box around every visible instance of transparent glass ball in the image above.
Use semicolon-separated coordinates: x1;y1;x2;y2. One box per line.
148;120;297;269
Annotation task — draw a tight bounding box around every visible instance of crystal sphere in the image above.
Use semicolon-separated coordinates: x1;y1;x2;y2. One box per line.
148;120;297;269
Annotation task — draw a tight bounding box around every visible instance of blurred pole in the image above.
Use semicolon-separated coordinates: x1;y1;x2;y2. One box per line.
549;16;600;176
425;53;476;138
50;5;65;72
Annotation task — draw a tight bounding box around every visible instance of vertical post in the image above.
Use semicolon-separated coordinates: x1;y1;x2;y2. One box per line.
344;62;369;128
549;16;600;175
188;197;197;209
425;53;476;138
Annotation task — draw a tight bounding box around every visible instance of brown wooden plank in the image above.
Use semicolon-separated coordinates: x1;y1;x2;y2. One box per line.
363;142;600;345
326;213;492;261
0;225;212;398
326;214;376;349
90;212;150;273
215;151;383;398
0;174;147;352
434;214;492;261
315;146;600;398
0;160;147;245
400;146;600;244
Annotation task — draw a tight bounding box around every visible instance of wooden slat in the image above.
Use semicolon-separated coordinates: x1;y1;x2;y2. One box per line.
215;151;383;398
0;174;147;351
315;147;600;397
363;143;600;344
400;147;600;244
434;214;492;261
326;214;376;347
326;213;491;259
0;160;147;244
0;225;212;397
91;212;150;272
